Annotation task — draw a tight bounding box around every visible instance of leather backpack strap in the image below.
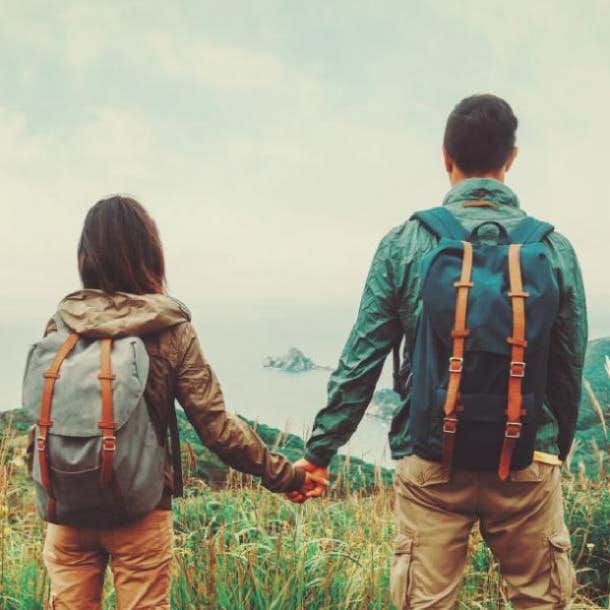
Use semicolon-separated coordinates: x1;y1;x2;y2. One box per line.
37;333;80;521
441;241;474;470
98;338;117;487
498;244;529;480
97;339;128;519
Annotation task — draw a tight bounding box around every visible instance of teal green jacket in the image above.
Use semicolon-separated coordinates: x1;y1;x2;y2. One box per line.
305;178;588;467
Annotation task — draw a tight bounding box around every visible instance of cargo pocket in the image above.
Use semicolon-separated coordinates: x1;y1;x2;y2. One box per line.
390;533;414;610
549;531;575;607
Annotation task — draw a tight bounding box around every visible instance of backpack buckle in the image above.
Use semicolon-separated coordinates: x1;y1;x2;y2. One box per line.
36;436;46;451
504;422;522;439
448;357;463;373
510;361;526;377
102;436;117;452
443;416;458;434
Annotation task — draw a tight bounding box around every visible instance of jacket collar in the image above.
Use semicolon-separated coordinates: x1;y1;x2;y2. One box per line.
442;178;520;208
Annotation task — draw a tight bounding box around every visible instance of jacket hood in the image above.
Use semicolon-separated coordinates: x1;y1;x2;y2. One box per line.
57;289;191;338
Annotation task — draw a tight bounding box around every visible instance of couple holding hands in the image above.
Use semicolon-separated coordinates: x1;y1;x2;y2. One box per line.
28;94;585;610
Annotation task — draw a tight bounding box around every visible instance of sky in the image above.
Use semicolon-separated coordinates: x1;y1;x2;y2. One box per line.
1;1;609;334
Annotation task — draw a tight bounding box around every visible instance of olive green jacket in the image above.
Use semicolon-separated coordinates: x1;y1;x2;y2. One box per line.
305;178;588;467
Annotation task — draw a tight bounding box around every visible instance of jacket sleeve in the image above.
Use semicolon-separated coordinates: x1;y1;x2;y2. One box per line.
175;324;305;493
545;233;588;460
305;233;403;467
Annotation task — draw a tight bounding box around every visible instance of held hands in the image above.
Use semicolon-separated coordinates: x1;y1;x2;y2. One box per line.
286;458;329;504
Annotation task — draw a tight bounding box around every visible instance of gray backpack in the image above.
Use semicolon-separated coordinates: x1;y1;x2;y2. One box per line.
22;317;171;526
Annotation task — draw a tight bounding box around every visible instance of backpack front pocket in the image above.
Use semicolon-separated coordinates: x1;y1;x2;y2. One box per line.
433;390;537;471
50;465;115;521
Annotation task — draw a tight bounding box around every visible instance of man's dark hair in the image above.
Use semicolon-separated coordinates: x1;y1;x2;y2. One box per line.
78;196;166;295
443;94;518;174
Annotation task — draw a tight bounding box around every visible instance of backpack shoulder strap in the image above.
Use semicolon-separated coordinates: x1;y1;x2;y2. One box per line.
509;216;554;244
168;403;183;497
410;207;469;241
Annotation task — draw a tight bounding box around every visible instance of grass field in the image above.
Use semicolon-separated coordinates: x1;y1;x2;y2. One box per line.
0;419;608;610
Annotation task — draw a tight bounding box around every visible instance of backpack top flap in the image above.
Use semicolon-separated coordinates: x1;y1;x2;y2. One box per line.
420;240;560;357
22;331;150;437
413;209;560;358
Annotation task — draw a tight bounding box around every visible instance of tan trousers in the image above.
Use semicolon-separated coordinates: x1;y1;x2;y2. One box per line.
43;509;173;610
391;456;575;610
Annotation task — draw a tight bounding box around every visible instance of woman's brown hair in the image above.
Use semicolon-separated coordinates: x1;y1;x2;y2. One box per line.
78;196;166;294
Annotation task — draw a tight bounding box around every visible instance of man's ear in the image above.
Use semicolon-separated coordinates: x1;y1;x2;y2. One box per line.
505;146;518;172
442;147;453;173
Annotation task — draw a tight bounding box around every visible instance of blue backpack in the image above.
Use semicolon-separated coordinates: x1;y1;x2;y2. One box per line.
406;207;560;478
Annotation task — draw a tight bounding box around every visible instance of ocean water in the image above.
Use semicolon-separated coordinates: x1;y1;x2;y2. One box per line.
0;301;394;467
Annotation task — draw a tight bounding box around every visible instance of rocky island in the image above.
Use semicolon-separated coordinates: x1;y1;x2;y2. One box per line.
263;348;332;373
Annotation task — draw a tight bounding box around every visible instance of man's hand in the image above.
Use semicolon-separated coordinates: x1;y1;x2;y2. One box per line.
285;458;330;504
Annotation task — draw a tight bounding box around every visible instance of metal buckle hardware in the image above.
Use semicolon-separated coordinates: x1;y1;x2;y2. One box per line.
443;416;458;434
510;361;526;378
505;422;522;439
448;357;464;373
36;436;46;451
102;436;117;452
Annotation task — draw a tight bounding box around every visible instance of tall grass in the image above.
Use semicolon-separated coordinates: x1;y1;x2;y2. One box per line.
0;417;608;608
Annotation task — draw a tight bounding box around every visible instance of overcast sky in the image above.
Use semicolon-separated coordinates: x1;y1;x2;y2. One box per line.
1;1;608;332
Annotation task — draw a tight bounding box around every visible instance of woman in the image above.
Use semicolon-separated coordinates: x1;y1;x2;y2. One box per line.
32;196;314;609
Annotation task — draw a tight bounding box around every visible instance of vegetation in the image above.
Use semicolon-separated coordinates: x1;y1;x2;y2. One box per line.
0;410;608;609
574;337;610;476
180;412;394;493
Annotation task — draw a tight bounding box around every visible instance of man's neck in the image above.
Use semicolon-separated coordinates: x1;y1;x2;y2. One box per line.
449;169;506;186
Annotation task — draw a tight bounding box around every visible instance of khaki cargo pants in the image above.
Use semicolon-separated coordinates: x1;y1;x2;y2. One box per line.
43;509;173;610
391;456;575;609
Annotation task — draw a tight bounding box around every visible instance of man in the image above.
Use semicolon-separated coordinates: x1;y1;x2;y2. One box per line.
288;94;588;609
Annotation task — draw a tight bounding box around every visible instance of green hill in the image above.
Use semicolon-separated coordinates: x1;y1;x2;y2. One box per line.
574;336;610;475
